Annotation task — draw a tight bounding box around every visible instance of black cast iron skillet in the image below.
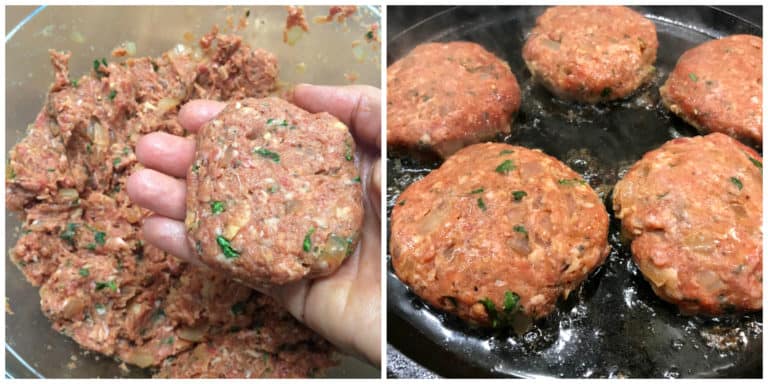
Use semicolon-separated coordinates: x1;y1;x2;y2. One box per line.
386;6;763;378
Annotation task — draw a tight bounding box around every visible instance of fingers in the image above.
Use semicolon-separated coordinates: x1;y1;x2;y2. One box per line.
368;158;381;221
141;215;199;264
293;84;381;150
177;99;227;133
136;132;196;178
126;169;187;220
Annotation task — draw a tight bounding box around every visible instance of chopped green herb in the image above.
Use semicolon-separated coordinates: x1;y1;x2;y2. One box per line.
748;155;762;169
470;188;484;194
216;235;240;259
365;30;374;40
512;190;527;201
601;87;612;98
688;73;698;82
479;298;497;325
113;157;121;166
267;184;279;194
162;336;174;345
47;168;55;172
266;118;289;127
558;178;586;186
95;280;118;292
93;59;102;72
94;231;106;245
108;89;117;101
245;9;250;17
71;79;79;88
78;268;90;277
101;58;108;67
351;176;361;183
253;147;280;163
303;227;315;253
191;163;199;173
86;143;93;154
231;301;247;315
513;225;527;235
85;243;97;251
730;176;743;190
499;149;514;155
344;141;353;161
94;303;107;315
60;223;78;245
503;291;520;313
495;159;515;174
477;198;487;211
210;201;226;214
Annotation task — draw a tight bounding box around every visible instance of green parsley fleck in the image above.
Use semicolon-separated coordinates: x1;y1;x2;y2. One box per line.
748;155;762;170
479;298;497;325
163;336;174;345
477;198;487;211
499;149;514;155
503;291;520;313
352;176;361;183
113;157;121;166
60;223;78;245
365;30;374;40
78;268;90;277
94;303;107;315
730;176;743;190
86;143;93;154
495;159;515;174
601;87;612;98
216;235;240;259
513;225;527;235
108;89;117;101
95;280;118;292
266;118;289;127
85;243;97;251
267;184;279;194
191;163;199;173
303;227;315;253
245;9;250;17
94;231;106;245
210;201;226;214
71;79;79;88
253;147;280;163
558;178;586;186
512;190;527;201
688;73;698;82
345;141;353;161
470;188;484;194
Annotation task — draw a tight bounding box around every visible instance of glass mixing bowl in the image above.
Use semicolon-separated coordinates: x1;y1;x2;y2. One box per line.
5;5;381;378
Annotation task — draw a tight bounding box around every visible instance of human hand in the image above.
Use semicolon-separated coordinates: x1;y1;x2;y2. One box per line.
126;84;381;366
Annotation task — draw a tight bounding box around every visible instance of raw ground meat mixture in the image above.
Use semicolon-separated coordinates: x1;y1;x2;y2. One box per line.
7;27;337;377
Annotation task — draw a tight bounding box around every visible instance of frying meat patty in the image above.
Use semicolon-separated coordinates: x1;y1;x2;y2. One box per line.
7;28;336;377
659;35;762;145
522;6;658;103
186;97;363;287
390;143;610;326
613;133;762;315
387;41;521;159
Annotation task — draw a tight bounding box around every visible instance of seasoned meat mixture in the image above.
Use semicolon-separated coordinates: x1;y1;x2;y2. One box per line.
387;41;521;159
186;97;363;287
390;143;610;326
613;133;762;315
522;6;658;103
7;28;336;377
660;34;762;145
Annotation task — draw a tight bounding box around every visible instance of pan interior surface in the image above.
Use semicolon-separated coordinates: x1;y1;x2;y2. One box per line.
387;6;762;378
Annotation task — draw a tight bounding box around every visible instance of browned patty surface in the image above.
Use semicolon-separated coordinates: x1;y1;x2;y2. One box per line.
660;34;762;145
613;133;762;315
522;6;658;103
186;97;363;286
387;41;521;159
390;143;609;326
